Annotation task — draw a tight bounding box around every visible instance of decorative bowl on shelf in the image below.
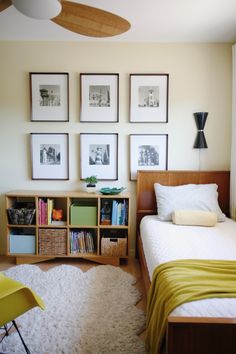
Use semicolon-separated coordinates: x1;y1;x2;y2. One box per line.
99;187;126;195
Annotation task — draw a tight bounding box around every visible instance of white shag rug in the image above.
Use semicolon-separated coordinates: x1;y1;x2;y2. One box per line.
0;264;145;354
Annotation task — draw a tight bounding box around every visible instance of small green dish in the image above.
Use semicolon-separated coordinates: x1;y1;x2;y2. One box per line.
100;187;126;195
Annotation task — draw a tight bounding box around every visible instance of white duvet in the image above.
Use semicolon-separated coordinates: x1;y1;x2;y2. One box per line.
140;216;236;317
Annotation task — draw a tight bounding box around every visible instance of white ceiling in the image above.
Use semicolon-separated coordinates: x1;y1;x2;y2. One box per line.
0;0;236;42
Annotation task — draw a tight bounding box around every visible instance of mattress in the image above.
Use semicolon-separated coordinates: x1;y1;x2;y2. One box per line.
140;215;236;317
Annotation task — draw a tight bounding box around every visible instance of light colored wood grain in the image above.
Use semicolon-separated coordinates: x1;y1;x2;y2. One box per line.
52;1;131;38
5;191;130;266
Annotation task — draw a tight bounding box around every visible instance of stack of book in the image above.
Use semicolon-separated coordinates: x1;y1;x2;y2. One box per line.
70;230;95;254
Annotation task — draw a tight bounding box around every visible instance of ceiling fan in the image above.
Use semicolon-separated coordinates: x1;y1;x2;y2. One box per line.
0;0;131;37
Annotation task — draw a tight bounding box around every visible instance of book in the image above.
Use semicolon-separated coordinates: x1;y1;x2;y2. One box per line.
51;220;66;226
111;200;118;225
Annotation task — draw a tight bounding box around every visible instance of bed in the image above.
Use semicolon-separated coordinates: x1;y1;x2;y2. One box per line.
136;170;236;354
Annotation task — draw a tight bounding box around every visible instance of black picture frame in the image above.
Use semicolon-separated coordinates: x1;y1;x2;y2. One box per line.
31;133;69;180
130;74;169;123
129;134;168;180
80;133;118;180
30;72;69;122
80;73;119;122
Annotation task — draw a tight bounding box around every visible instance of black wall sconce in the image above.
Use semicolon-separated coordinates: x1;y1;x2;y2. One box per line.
193;112;208;149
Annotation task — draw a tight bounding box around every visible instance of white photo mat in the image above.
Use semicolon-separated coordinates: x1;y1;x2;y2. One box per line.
130;74;169;123
80;74;119;122
130;134;168;180
30;73;69;122
80;133;118;180
31;133;69;180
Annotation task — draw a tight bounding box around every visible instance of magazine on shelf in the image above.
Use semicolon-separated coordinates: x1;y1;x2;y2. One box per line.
70;230;95;254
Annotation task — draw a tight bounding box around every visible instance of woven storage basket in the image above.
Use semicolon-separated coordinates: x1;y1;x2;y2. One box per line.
101;237;127;257
38;228;67;255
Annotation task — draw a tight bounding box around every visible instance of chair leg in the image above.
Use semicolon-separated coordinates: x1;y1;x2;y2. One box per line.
0;324;13;353
12;320;31;354
3;326;8;336
0;324;13;343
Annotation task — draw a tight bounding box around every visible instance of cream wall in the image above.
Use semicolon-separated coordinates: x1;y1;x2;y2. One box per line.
0;42;232;255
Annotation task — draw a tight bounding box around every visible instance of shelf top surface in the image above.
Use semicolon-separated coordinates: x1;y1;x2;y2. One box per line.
6;190;130;198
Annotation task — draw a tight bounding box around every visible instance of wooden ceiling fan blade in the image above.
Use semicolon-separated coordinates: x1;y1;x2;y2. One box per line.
51;1;131;38
0;0;12;12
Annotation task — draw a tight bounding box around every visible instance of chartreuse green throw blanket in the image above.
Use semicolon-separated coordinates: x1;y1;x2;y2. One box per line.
146;259;236;354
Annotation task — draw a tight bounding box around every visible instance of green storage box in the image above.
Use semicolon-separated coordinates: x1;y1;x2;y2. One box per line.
70;203;97;226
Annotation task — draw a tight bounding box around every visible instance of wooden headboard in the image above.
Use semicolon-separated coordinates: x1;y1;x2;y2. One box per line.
136;170;230;227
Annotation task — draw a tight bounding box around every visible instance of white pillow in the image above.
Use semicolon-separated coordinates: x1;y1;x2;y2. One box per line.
154;183;225;222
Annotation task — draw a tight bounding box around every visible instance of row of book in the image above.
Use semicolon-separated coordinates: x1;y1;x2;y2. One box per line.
38;198;54;225
70;230;95;254
100;200;128;226
112;200;128;225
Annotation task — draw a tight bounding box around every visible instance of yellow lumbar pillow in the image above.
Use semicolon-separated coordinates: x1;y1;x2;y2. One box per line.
172;210;217;227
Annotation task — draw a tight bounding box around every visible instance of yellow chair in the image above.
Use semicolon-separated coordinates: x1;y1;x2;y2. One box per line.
0;273;45;354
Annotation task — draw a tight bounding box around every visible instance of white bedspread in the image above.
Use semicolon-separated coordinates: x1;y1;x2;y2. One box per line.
140;216;236;317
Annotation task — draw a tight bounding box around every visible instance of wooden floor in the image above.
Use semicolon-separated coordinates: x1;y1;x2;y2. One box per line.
0;256;146;338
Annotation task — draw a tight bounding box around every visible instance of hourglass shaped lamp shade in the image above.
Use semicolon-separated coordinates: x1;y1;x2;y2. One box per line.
12;0;62;20
193;112;208;149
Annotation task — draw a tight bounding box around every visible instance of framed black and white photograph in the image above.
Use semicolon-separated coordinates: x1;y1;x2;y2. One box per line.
130;74;169;123
80;73;119;122
30;72;69;122
130;134;168;180
31;133;69;180
80;133;118;180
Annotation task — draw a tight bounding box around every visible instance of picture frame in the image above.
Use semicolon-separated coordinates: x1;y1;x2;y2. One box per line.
80;73;119;122
30;72;69;122
130;134;168;180
129;74;169;123
80;133;118;180
31;133;69;180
